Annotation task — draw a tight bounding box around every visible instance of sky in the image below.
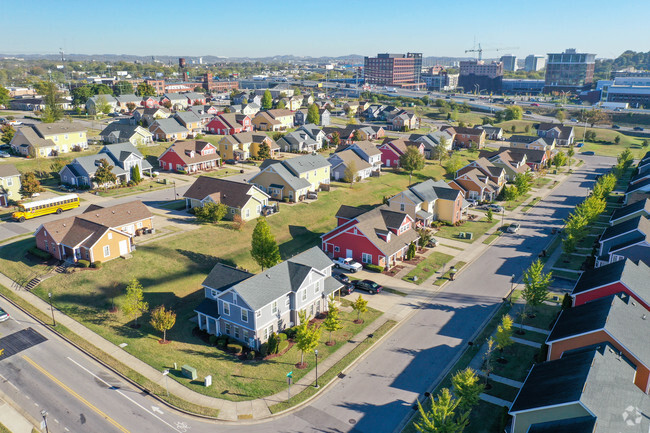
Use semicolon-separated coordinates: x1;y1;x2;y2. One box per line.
2;0;650;60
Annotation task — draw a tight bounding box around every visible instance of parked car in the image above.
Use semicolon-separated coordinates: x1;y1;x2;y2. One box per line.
525;110;532;115
352;279;382;294
530;103;540;107
466;199;478;207
335;273;350;284
0;307;9;322
582;151;595;155
427;237;440;248
507;223;521;233
634;126;644;131
307;191;318;200
7;120;22;126
0;151;9;158
339;283;354;296
487;204;503;213
612;124;621;129
333;257;362;272
261;205;276;216
224;159;237;165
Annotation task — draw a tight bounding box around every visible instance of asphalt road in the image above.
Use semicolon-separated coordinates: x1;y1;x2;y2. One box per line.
0;154;614;433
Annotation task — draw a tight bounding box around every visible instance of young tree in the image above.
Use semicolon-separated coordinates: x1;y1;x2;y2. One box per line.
126;102;137;112
434;138;449;165
257;142;271;160
37;81;63;123
1;124;15;144
122;278;149;327
330;132;341;148
486;208;493;222
522;259;552;316
494;314;514;352
451;368;484;412
194;202;228;223
96;95;112;115
261;90;273;110
614;135;621;145
642;139;649;148
552;151;567;169
19;172;43;198
444;153;464;175
131;165;142;184
295;311;321;366
150;305;176;342
482;338;495;385
510;124;516;133
352;295;368;323
513;172;531;196
276;99;286;109
567;145;575;169
503;185;518;202
343;160;357;183
93;158;117;188
0;85;10;107
136;82;157;97
250;217;281;270
555;109;566;123
400;146;425;185
114;81;134;96
524;124;530;133
413;388;470;433
306;103;320;125
352;129;362;142
162;100;172;109
417;228;433;248
323;300;342;344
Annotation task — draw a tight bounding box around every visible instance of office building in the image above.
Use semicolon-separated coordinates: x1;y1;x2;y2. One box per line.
458;59;504;93
544;49;596;93
524;55;546;72
363;53;422;88
422;72;459;91
598;74;650;108
500;54;517;72
502;79;545;94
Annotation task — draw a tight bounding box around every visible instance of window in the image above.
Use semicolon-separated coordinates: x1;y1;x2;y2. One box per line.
301;290;307;301
362;253;372;264
79;132;83;137
45;242;49;252
108;233;113;240
6;178;12;186
272;301;278;314
64;134;69;140
211;289;218;298
222;302;230;316
315;281;320;293
242;329;248;340
256;205;261;215
400;203;405;212
241;309;248;322
267;325;273;339
334;246;340;252
285;296;290;307
230;208;236;214
136;222;143;229
234;326;240;339
245;209;250;218
256;310;262;318
103;245;110;257
225;322;231;335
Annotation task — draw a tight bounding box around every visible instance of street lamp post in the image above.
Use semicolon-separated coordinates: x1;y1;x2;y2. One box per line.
41;410;49;433
48;292;55;326
162;369;170;398
508;274;516;304
314;350;319;388
501;207;505;228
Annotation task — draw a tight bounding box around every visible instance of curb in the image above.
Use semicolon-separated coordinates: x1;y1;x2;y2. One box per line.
0;386;40;431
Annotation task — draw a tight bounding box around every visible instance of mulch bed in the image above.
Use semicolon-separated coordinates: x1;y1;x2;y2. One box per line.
263;340;295;360
402;255;425;266
383;265;404;276
158;339;171;345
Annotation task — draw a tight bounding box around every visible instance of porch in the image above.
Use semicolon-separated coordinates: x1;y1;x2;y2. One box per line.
185;160;221;173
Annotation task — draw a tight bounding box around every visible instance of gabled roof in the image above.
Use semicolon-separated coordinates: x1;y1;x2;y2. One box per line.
100;122;151;140
547;294;650;365
152;118;188;135
227;246;333;311
350;140;381;157
538;122;574;139
527;417;596;433
221;131;277;149
174;111;202;125
163;93;188;102
202;263;253;292
0;164;20;178
335;205;367;220
253;160;312;191
182;92;205;101
32;122;86;136
183;176;268;208
114;94;141;104
329;149;371;171
69;154;127;177
278;131;318;148
214;113;248;129
498;146;547;164
160;140;220;165
610;199;650;223
572;259;650;296
449;126;485;136
296;124;323;140
408;179;461;203
600;215;650;242
282;154;330;175
267;109;294;119
626;177;650;194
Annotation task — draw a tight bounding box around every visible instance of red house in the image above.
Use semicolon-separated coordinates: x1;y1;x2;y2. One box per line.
141;97;159;108
377;139;425;169
158;140;221;173
321;205;419;269
571;259;650;310
206;113;252;135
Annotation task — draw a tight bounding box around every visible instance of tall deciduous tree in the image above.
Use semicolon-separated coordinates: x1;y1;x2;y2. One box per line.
434;138;449;165
0;85;10;107
514;172;532;196
522;259;552;315
352;129;362;142
95;95;112;115
257;142;271;160
251;217;281;270
19;172;43;198
330;132;341;148
343;160;357;183
306;103;320;125
122;278;149;327
400;146;425;186
37;81;63;123
451;368;484;412
93;158;117;188
114;81;134;96
444;153;464;175
136;82;157;97
150;305;176;342
552;151;567;169
276;99;286;109
261;90;273;110
1;124;15;144
567;145;575;169
352;295;368;323
414;388;470;433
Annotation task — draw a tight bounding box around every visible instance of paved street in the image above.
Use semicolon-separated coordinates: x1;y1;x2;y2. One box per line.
0;154;613;432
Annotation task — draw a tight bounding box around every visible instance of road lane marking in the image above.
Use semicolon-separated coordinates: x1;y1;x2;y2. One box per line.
66;357;182;433
6;381;19;391
22;355;130;433
0;374;6;381
11;317;21;325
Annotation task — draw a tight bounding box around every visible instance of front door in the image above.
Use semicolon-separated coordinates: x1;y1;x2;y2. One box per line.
119;240;129;255
346;249;353;258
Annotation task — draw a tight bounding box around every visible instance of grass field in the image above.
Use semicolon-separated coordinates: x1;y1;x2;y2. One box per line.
402;252;454;284
490;343;539;382
435;218;499;243
433;261;467;285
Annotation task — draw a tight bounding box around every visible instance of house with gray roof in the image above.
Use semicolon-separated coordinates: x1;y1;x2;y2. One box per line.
597;215;650;267
610;199;650;225
194;246;343;349
410;130;454;159
149;118;189;141
328;149;372;182
161;93;189;110
509;345;650;433
625;178;650;204
59;142;152;187
388;179;465;225
99;122;153;146
86;94;119;115
276;130;320;153
295;124;327;144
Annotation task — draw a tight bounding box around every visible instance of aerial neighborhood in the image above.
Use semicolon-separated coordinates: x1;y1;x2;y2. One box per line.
0;31;649;433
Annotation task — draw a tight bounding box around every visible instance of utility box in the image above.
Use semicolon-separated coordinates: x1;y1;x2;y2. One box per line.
205;375;212;387
181;365;197;380
466;232;473;240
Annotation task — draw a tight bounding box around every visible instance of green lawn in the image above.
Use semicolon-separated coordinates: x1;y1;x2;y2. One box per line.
435;218;498;243
192;168;244;179
521;197;541;213
502;193;531;211
490;343;539;382
159;200;187;210
514;299;561;331
402;252;454;284
531;177;552;189
554;253;586;271
484;378;520;402
465;400;509;433
433;261;467;285
513;329;549;344
482;231;502;245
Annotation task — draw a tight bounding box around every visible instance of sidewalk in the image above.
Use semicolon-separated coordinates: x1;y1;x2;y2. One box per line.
0;388;37;433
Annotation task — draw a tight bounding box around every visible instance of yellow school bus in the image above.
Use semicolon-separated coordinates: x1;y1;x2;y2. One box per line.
12;194;80;222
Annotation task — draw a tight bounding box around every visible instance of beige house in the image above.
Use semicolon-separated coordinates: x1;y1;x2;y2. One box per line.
388;179;464;226
10;123;87;157
218;132;279;161
0;164;21;206
252;111;283;131
183;176;270;221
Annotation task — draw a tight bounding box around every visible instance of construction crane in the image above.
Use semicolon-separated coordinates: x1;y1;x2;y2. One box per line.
465;43;519;61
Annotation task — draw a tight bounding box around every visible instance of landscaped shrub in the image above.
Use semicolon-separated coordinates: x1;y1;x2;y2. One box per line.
246;350;256;360
278;332;288;342
209;335;218;346
27;247;52;260
277;340;289;353
260;342;269;357
364;263;383;273
216;336;228;347
227;343;243;354
91;261;102;269
77;260;90;268
283;327;298;340
268;332;279;354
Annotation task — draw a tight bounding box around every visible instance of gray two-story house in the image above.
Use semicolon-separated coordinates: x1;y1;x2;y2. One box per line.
347;141;382;174
194;246;343;349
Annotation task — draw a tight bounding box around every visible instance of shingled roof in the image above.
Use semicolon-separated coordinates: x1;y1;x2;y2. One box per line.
183;176;268;209
571;259;650;296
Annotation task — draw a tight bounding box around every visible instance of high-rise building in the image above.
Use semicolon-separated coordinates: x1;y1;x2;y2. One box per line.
524;55;546;72
363;53;422;88
500;55;517;72
458;59;504;93
179;58;186;68
544;49;596;93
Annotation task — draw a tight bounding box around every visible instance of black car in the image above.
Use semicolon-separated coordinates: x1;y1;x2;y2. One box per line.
634;126;645;131
612;124;621;129
335;273;350;284
339;283;354;296
353;279;382;294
